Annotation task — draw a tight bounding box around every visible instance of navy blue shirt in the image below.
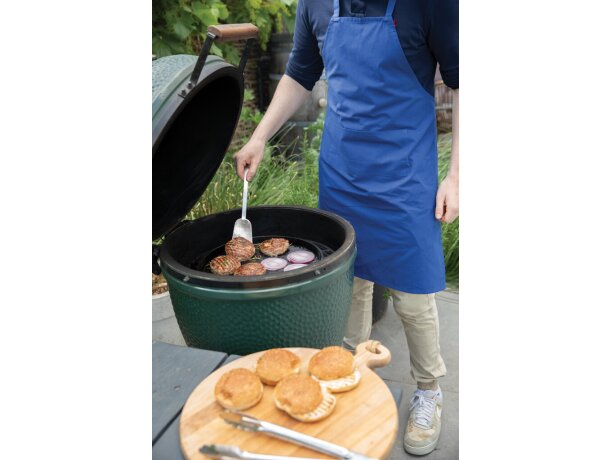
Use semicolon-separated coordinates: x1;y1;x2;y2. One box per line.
285;0;459;96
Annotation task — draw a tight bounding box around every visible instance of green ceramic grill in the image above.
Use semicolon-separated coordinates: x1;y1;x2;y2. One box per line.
152;24;357;356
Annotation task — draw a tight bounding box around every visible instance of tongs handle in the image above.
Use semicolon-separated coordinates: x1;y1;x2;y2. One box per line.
242;167;249;220
258;420;371;460
243;453;325;460
201;445;325;460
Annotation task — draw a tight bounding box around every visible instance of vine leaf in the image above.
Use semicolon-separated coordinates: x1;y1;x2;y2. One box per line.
192;1;217;25
173;19;192;40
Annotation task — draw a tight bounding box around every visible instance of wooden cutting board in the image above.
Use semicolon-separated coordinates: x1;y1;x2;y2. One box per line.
180;340;398;460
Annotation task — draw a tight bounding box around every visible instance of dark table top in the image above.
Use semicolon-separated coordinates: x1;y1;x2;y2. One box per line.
152;341;403;460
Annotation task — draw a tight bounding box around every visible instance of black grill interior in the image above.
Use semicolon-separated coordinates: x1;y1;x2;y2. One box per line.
153;75;241;240
160;206;355;289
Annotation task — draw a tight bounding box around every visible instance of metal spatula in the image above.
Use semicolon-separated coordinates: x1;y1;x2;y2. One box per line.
232;167;253;242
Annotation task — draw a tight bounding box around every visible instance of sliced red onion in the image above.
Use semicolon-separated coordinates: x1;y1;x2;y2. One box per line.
261;257;288;271
284;263;308;272
287;250;315;264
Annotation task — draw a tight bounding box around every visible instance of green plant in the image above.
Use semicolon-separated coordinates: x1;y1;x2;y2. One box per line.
225;0;297;49
153;0;230;58
153;0;298;59
187;142;318;219
240;90;264;125
187;108;320;219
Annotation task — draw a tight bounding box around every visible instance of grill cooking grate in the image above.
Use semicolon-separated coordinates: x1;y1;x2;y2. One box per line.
190;236;333;275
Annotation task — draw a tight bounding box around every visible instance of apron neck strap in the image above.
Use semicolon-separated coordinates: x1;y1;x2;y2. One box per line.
333;0;394;19
385;0;397;17
332;0;340;18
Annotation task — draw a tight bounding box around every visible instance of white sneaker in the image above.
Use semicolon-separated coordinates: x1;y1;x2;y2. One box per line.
404;387;442;456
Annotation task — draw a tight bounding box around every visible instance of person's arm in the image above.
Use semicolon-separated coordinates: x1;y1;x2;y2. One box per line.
429;0;459;223
435;89;459;223
234;0;323;181
234;75;310;181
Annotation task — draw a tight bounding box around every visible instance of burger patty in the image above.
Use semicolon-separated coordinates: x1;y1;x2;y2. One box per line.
209;255;241;275
260;238;290;257
225;237;256;261
234;262;267;276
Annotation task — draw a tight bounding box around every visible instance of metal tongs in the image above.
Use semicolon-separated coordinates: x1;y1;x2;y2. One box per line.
200;412;377;460
200;444;324;460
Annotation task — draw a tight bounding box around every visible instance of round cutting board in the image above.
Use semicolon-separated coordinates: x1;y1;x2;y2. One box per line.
180;341;398;460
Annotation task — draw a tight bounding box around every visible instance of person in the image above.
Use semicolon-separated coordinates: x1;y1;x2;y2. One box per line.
234;0;458;454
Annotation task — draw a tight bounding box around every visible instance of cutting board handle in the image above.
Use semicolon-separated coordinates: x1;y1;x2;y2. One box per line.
354;340;391;369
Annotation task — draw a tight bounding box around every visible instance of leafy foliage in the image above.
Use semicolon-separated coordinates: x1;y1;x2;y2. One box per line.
152;0;297;59
187;110;321;219
224;0;297;49
153;0;229;58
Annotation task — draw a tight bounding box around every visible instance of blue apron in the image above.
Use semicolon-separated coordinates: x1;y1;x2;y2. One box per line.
318;0;446;294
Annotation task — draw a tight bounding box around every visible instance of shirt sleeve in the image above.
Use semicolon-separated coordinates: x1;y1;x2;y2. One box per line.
428;0;459;89
285;0;324;91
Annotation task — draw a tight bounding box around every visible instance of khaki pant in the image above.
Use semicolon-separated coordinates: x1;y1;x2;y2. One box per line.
343;277;446;385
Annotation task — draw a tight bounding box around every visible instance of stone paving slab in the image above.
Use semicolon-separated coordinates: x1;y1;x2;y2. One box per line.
152;342;227;443
371;290;459;459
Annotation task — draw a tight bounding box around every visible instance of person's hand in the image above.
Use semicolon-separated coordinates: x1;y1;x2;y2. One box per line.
234;138;265;181
435;173;459;223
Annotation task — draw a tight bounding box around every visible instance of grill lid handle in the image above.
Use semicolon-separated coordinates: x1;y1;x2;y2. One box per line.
185;23;259;95
208;23;259;42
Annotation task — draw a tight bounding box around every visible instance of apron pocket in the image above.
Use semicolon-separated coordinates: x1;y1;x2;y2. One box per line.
339;127;413;178
321;126;416;210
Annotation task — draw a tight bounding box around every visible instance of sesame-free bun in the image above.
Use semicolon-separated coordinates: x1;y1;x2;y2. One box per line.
273;374;336;422
214;368;263;411
256;349;301;386
316;369;361;393
308;346;360;393
308;346;354;380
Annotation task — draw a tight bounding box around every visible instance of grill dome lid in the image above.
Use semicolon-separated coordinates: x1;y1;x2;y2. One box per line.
152;54;244;240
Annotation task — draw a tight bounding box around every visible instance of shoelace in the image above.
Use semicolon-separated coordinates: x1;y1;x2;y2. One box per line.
409;393;436;429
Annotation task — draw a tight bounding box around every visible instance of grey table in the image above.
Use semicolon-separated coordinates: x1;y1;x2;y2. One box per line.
152;341;403;460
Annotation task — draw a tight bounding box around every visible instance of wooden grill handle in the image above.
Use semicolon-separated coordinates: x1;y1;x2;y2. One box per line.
354;340;392;369
208;23;259;42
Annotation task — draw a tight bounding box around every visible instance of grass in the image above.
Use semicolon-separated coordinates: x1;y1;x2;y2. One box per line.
187;117;322;219
186;114;458;287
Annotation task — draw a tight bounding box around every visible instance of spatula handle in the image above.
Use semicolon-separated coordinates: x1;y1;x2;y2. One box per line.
242;168;249;220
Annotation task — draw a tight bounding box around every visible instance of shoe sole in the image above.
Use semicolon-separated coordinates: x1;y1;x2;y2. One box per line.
404;437;440;456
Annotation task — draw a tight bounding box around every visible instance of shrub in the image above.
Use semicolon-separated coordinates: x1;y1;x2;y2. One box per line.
152;0;298;60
